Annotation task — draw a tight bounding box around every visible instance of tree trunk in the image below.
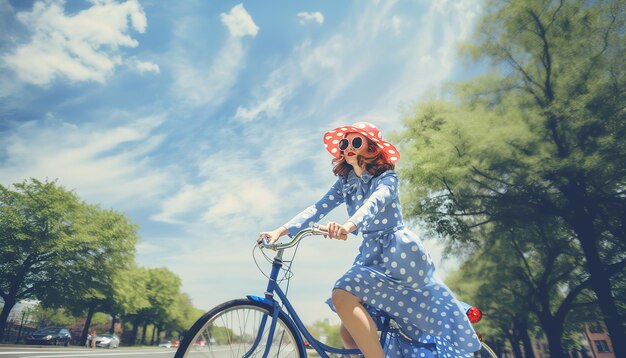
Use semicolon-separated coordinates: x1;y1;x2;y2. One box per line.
570;205;626;357
520;326;536;358
543;320;565;358
80;303;96;347
150;324;156;345
156;326;162;344
0;297;16;341
109;314;116;334
508;336;523;358
140;321;148;345
130;316;140;346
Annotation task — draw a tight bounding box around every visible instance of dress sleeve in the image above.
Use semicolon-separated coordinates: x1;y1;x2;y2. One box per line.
283;179;345;236
348;171;398;232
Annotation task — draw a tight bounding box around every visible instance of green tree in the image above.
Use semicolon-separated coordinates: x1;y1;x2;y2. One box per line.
398;0;625;355
129;267;181;346
161;293;203;342
120;266;150;345
0;179;85;339
30;304;75;328
49;206;139;346
112;264;150;337
0;178;141;344
446;262;512;357
447;218;590;357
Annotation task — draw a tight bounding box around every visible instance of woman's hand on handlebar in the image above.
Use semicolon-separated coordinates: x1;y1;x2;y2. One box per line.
257;226;288;245
323;221;355;240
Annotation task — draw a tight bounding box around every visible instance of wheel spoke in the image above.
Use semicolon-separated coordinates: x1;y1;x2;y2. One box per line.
176;301;301;357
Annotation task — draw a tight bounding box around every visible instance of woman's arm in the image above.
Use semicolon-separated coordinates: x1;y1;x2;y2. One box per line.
325;220;356;239
282;179;345;236
258;226;289;244
259;179;346;243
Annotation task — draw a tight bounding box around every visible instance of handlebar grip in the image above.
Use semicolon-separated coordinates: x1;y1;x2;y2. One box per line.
315;224;348;241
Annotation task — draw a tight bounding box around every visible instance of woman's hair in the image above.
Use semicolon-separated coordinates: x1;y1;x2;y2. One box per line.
332;136;394;177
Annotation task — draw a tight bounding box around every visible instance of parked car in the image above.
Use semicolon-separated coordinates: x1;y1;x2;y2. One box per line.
171;339;180;348
25;327;71;346
158;339;173;348
95;334;120;348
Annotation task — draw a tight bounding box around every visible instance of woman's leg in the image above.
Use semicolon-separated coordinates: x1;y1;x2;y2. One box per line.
339;324;357;348
332;289;384;358
339;324;360;358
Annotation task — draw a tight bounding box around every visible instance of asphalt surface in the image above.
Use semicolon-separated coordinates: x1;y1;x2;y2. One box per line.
0;345;176;358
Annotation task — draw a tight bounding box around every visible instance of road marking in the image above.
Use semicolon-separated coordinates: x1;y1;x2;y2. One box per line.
27;351;173;357
0;349;96;354
0;352;84;355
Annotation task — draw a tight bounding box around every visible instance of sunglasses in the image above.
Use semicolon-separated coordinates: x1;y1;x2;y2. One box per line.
338;136;363;151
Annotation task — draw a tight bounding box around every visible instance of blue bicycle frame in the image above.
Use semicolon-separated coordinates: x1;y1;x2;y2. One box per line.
248;247;368;357
176;226;494;358
249;226;476;357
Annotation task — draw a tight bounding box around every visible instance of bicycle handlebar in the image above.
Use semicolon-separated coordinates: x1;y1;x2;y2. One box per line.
259;223;347;251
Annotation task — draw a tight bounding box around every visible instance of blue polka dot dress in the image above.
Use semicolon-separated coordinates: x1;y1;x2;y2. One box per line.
283;169;481;357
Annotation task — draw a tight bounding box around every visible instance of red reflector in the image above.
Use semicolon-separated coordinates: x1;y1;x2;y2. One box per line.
467;307;482;323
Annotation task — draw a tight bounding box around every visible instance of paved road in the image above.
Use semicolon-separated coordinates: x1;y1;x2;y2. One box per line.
0;345;286;358
0;346;176;358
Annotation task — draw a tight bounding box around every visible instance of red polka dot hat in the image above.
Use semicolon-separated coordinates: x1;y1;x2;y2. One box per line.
323;122;400;164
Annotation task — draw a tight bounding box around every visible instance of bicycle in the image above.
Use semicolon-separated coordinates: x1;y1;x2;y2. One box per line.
175;224;498;357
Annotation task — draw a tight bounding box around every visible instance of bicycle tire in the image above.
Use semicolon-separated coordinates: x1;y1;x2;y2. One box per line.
174;298;305;358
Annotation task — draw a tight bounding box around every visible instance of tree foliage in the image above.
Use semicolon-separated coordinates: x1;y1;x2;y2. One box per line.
0;178;200;345
398;0;625;356
446;217;591;356
0;179;88;339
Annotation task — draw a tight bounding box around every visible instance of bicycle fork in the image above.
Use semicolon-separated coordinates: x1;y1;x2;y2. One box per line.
243;302;281;358
244;252;286;358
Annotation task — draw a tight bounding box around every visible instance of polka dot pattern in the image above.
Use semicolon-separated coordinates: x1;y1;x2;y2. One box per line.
323;122;400;164
281;168;480;356
330;229;480;356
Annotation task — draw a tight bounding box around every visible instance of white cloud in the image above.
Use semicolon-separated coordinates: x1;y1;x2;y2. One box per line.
172;39;246;106
233;2;396;122
1;0;152;86
234;95;282;121
234;65;294;121
152;152;283;229
235;0;480;123
297;11;324;25
220;4;258;38
170;4;258;107
0;115;172;209
126;56;160;74
391;16;401;35
152;125;324;226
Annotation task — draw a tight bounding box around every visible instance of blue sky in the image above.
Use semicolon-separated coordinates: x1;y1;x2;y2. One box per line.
0;0;482;324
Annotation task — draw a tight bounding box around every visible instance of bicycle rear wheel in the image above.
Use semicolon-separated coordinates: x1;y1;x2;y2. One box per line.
175;298;304;358
475;341;498;358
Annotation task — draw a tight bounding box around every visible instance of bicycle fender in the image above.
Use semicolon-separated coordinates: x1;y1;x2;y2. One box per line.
247;295;275;306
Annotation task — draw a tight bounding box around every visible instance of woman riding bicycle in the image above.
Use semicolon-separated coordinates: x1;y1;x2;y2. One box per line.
259;122;481;358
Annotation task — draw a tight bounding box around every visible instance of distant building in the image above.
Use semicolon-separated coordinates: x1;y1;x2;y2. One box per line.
582;322;614;358
529;321;615;358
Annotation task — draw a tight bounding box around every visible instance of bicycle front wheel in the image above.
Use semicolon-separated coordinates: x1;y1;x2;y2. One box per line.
175;298;304;358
